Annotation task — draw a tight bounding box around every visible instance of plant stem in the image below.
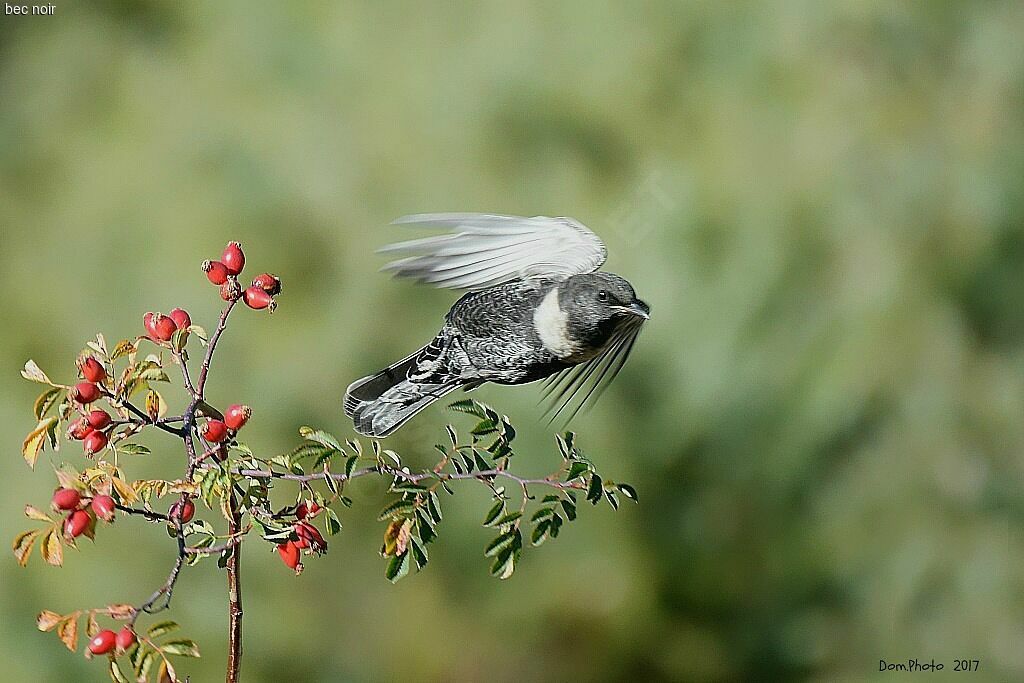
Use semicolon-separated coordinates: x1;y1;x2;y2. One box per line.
226;492;243;683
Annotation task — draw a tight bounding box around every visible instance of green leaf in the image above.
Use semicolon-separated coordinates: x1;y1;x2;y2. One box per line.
288;442;337;462
567;461;590;480
616;483;639;503
135;648;157;680
494;511;522;526
324;508;342;536
119;443;151;456
587;474;603;504
530;507;555;522
390;482;427;494
490;545;517;580
385;551;411;583
484;531;517;557
109;659;131;683
482;500;505;526
298;426;342;451
605;490;620;510
33;387;64;420
447;399;488;419
147;620;180;639
377;500;414;521
532;520;551;546
161;639;201;658
427;491;443;522
410;537;429;569
560;499;577;521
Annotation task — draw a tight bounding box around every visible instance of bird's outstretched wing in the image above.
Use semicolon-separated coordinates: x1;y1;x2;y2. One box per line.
380;213;607;290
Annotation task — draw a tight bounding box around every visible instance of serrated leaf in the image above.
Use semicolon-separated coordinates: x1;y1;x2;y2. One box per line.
530;507;555;522
410;537;429;569
490;545;517;580
37;610;63;631
109;659;131;683
385;551;411;583
482;500;505;526
324;508;342;535
567;461;590;480
447;399;487;419
587;474;603;504
136;647;157;680
13;529;40;567
24;504;51;522
297;426;342;451
160;639;200;658
377;500;414;521
21;360;55;385
110;339;136;361
40;527;63;567
147;620;180;639
34;387;64;420
560;499;577;521
494;511;522;526
484;531;517;557
532;520;551;546
23;417;58;469
616;483;639;502
120;443;151;456
57;615;78;651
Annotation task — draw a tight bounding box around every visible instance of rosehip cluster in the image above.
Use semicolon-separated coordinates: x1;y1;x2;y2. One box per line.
52;487;118;541
143;308;191;344
87;626;135;656
69;356;114;455
200;403;250;451
276;500;327;574
202;241;281;311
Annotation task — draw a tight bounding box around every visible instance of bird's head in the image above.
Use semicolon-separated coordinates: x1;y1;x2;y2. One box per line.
559;273;650;349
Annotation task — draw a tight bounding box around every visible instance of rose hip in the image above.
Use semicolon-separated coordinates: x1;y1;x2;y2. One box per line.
169;499;195;523
169;307;191;330
202;419;228;443
88;629;116;655
223;404;251;430
115;627;136;650
91;495;116;522
251;273;282;296
203;259;229;285
64;509;91;539
68;418;94;440
83;430;108;455
277;541;301;571
222;241;245;275
79;357;106;383
86;409;111;430
52;488;81;511
243;286;274;310
72;382;101;404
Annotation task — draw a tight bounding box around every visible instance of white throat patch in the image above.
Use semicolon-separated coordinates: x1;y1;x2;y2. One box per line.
534;288;579;359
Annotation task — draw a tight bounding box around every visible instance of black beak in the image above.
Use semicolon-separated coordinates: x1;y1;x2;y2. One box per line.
615;300;650;320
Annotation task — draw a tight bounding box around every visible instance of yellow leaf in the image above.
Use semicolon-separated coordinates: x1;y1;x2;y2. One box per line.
24;505;52;522
12;529;40;567
57;615;79;652
110;339;136;362
21;360;55;385
37;610;63;632
146;390;167;420
41;527;63;567
23;417;58;469
158;658;177;682
111;477;138;504
105;603;135;620
86;611;99;637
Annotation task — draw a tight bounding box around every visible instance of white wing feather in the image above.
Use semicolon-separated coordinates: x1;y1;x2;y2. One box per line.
380;213;608;290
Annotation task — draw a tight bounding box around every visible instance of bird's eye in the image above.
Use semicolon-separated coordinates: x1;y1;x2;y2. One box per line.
597;290;608;303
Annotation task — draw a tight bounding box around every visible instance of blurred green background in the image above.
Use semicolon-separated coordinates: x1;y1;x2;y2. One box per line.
2;1;1024;681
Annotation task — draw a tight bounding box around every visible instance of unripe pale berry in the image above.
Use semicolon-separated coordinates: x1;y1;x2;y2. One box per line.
243;286;274;310
115;627;136;651
72;382;101;404
52;488;82;511
223;404;251;430
64;509;91;539
277;541;301;571
86;409;111;430
203;260;229;285
222;241;245;275
83;430;108;455
91;495;116;522
170;499;195;523
202;419;228;443
80;356;106;383
169;307;191;330
88;629;117;655
69;418;94;440
251;273;282;296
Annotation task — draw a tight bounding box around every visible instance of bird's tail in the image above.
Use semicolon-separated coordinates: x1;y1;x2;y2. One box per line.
344;347;462;438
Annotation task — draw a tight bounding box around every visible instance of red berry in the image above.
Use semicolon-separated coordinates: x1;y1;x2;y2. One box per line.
79;356;106;383
222;241;245;275
52;488;82;511
143;312;159;341
91;495;116;522
251;273;282;296
202;419;228;443
170;499;195;523
169;307;191;330
295;500;320;520
154;314;177;342
243;286;274;310
86;409;111;430
115;627;136;651
295;521;327;554
64;509;91;539
220;281;239;301
88;629;117;655
83;430;108;455
72;382;101;404
68;418;94;440
277;541;301;571
203;259;230;285
223;404;251;430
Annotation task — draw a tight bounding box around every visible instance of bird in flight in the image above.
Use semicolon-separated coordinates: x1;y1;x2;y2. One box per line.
344;214;650;437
